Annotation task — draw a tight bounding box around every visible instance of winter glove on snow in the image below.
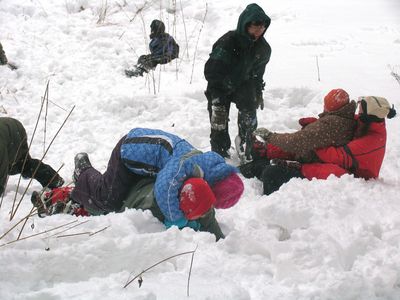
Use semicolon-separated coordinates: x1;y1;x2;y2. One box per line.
210;101;228;131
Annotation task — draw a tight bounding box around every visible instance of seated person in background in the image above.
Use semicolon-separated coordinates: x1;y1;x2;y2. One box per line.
242;96;396;195
0;117;64;196
125;19;179;77
32;176;226;241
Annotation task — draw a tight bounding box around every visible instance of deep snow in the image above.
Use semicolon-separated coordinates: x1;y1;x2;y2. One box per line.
1;0;400;299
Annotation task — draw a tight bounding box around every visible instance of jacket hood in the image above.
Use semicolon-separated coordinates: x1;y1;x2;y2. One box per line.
236;3;271;38
150;20;165;37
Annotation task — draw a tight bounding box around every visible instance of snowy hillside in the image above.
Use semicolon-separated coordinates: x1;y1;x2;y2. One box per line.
1;0;400;299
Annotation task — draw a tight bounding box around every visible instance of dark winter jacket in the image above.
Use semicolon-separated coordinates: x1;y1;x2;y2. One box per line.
0;118;28;194
148;20;179;64
121;177;225;241
267;101;357;162
0;117;63;195
303;118;387;180
120;128;237;222
204;4;271;104
0;43;7;65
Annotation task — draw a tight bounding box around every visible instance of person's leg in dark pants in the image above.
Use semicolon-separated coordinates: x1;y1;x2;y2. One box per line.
238;109;257;160
261;165;303;195
71;137;143;213
207;100;232;157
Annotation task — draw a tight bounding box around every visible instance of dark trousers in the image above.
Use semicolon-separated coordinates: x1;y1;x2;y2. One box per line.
71;137;144;213
206;81;258;155
261;165;304;195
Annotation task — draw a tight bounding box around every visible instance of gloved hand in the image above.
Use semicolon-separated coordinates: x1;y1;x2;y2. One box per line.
298;117;318;128
270;158;302;171
253;127;272;141
256;93;264;110
211;103;227;131
164;217;200;231
252;135;268;159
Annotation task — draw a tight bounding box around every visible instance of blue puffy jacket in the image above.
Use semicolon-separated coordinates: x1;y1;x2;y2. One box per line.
120;128;237;222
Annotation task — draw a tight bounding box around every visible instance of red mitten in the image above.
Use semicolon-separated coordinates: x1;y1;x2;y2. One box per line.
298;117;318;128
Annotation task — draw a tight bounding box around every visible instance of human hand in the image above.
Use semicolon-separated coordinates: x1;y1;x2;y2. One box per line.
253;127;272;141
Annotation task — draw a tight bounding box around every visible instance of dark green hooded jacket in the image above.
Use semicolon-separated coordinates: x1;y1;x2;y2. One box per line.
0;117;63;195
204;3;271;108
120;177;225;241
0;118;28;195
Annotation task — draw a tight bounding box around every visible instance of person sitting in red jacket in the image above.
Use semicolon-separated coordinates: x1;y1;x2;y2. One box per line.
241;96;396;195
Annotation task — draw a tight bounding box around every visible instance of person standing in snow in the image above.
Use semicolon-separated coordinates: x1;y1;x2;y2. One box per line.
204;3;271;160
243;96;396;195
125;19;179;77
0;117;64;196
70;128;244;233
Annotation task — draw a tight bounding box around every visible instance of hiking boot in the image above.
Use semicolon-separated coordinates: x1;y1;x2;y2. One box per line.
73;153;92;182
125;65;148;77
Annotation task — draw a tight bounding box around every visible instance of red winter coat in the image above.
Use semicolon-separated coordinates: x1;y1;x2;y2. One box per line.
301;119;387;180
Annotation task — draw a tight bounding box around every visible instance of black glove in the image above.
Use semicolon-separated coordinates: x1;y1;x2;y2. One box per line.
256;93;264;110
270;158;302;171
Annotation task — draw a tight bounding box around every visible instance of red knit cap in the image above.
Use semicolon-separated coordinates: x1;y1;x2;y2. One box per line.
179;178;216;220
212;173;244;209
323;89;350;112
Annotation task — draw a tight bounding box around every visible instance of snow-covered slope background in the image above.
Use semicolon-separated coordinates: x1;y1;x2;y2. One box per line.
1;0;400;299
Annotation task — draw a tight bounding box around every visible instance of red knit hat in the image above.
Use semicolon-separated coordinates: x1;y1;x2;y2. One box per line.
179;178;216;220
323;89;350;112
212;173;244;209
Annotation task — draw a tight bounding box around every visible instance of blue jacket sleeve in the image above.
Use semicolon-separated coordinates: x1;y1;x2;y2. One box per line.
154;157;188;222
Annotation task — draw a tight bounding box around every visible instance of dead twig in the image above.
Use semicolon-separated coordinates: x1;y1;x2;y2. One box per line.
10;105;75;221
124;247;198;289
190;1;208;84
0;219;78;248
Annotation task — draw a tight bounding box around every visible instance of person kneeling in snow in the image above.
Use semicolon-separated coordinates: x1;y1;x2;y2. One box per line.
125;20;179;77
32;128;244;240
241;96;396;195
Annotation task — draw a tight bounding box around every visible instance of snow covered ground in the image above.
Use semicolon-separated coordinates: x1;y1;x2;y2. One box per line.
1;0;400;299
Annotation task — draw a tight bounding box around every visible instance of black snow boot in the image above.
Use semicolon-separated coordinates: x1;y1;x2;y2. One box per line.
73;153;92;182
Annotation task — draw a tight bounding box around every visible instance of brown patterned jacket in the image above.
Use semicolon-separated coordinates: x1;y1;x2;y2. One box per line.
267;101;357;162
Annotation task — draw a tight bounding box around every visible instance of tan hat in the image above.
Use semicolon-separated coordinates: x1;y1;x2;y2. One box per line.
358;96;391;119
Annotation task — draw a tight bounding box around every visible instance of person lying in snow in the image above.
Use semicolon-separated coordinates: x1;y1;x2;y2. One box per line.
240;96;396;195
0;117;64;196
125;19;179;77
32;176;226;240
35;128;243;238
